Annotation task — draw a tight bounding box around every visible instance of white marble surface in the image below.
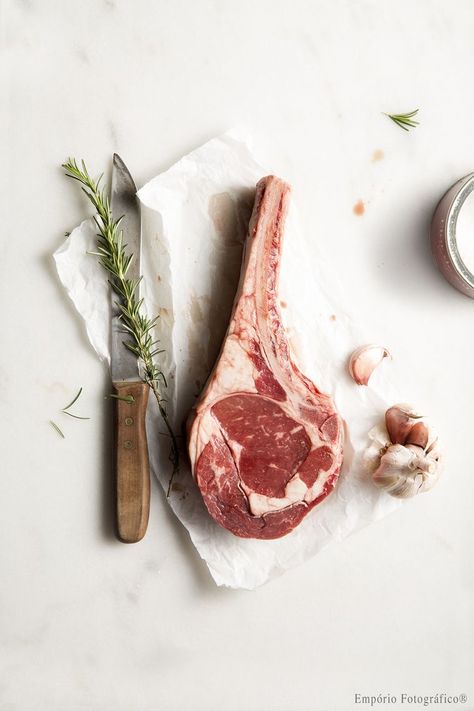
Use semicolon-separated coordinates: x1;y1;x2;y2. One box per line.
1;1;474;709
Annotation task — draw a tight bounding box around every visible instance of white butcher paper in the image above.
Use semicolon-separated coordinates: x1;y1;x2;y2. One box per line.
54;132;405;590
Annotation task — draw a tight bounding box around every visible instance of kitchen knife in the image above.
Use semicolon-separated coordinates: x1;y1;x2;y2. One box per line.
110;153;150;544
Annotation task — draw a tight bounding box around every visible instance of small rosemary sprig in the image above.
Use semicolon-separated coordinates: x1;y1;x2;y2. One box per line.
384;109;419;132
62;158;179;493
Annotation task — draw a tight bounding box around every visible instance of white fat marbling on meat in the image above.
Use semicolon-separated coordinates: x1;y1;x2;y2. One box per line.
214;465;228;481
243;475;308;516
248;492;292;516
227;439;243;467
284;475;308;501
196;336;258;410
304;475;328;503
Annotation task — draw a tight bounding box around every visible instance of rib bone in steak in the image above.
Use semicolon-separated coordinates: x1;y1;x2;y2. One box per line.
187;176;344;539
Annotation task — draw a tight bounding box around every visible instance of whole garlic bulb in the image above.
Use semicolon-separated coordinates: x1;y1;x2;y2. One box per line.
365;404;441;499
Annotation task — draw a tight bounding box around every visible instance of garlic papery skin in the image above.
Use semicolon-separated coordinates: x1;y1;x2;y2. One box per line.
348;345;390;385
365;405;441;499
372;443;440;498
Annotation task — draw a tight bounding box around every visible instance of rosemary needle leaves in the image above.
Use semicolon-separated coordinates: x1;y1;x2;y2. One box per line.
49;387;90;438
62;387;90;419
108;393;135;404
384;109;419;132
49;420;65;439
62;158;179;493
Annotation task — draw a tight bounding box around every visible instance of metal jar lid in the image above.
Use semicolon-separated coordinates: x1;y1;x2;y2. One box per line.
431;173;474;298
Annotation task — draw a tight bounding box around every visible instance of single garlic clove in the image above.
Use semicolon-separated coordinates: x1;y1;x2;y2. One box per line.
405;421;430;449
348;344;390;385
385;403;423;445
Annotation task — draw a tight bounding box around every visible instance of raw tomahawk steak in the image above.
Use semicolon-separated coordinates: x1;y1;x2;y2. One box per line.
187;176;344;539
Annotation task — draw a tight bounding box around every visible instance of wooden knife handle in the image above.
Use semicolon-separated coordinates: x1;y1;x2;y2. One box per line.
113;381;150;543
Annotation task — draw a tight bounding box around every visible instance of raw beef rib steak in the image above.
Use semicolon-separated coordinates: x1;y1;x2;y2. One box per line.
187;176;344;539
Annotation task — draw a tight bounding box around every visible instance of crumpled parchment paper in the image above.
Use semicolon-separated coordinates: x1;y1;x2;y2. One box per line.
54;133;403;589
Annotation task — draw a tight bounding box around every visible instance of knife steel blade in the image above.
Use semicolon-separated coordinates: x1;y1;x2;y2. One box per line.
110;154;150;544
110;153;141;382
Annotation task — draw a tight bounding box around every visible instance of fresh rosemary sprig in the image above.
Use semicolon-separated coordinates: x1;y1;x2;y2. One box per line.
62;158;179;493
384;109;419;132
